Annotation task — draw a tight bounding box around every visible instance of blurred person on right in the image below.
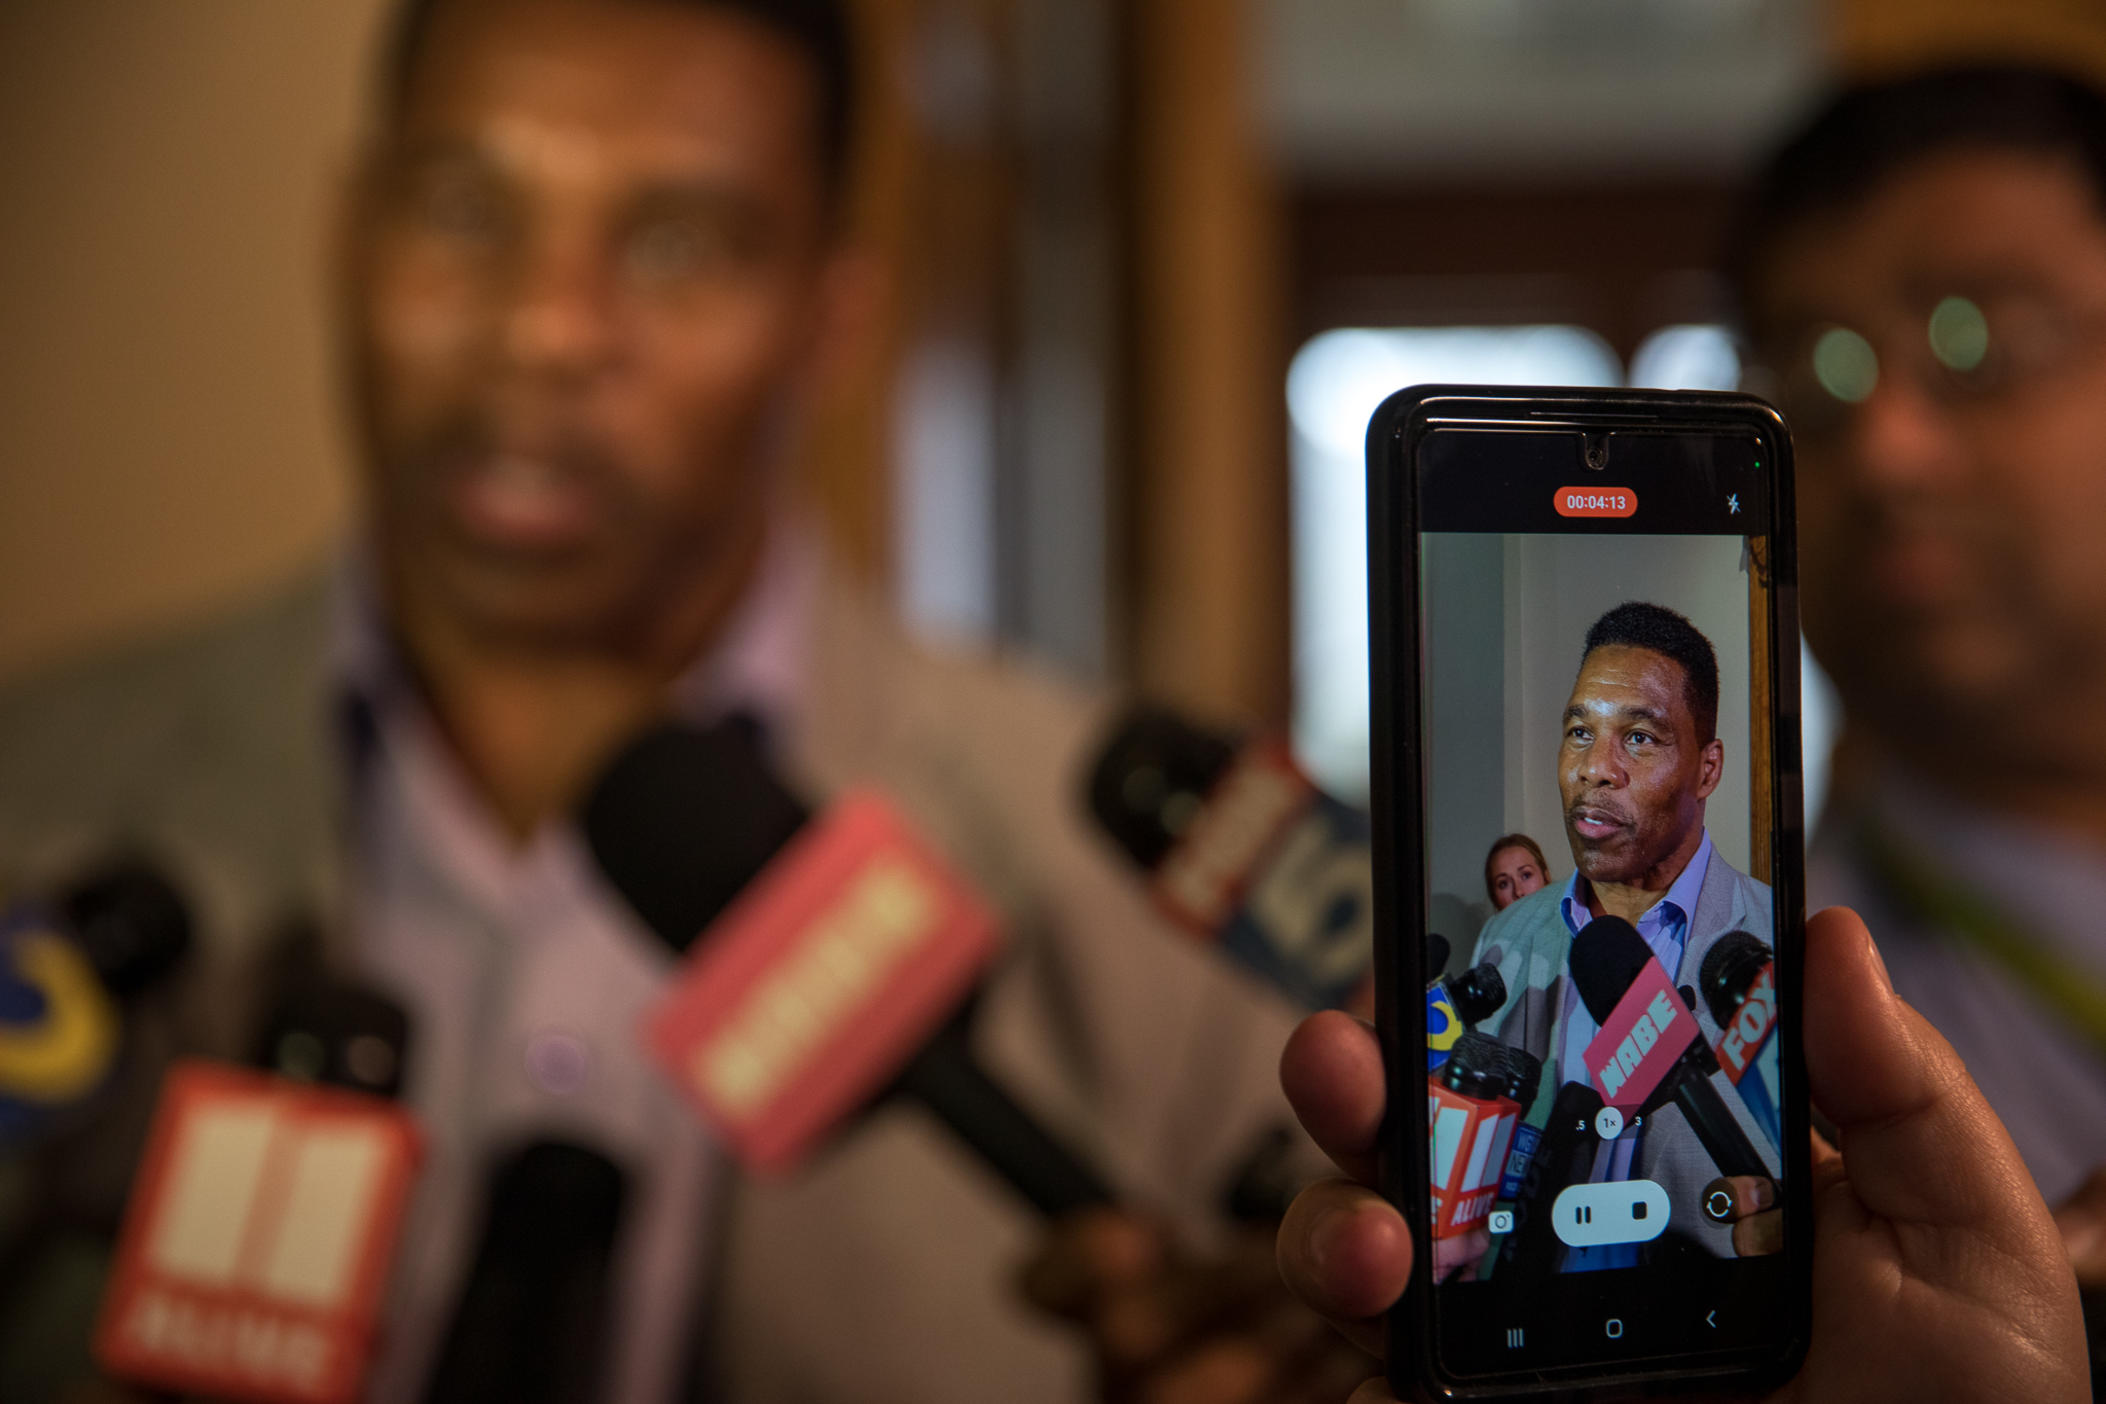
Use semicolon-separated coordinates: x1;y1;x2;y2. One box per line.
1732;62;2106;1283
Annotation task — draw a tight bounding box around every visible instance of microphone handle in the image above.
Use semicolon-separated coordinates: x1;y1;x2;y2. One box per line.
893;1025;1115;1217
1496;1081;1601;1279
1669;1067;1768;1181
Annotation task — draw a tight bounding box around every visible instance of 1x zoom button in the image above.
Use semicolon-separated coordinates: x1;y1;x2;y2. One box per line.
1551;1181;1671;1247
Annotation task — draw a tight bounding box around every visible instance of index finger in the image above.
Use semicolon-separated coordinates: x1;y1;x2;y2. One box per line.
1280;1011;1386;1187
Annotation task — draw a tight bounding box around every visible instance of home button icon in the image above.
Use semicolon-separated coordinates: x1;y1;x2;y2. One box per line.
1604;1318;1624;1340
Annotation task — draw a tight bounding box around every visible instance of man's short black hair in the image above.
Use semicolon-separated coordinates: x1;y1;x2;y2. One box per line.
1730;63;2106;336
1582;601;1720;744
379;0;857;202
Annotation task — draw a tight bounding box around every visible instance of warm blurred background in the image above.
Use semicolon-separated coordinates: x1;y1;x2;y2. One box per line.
5;0;2105;818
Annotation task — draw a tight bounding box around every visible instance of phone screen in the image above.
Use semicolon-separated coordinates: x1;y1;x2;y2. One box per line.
1402;418;1805;1386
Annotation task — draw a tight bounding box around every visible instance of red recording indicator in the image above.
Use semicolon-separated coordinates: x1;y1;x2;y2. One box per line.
643;790;998;1174
1554;486;1638;519
95;1062;422;1404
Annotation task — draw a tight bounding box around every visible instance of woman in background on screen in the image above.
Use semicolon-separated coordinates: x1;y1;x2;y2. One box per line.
1484;833;1551;911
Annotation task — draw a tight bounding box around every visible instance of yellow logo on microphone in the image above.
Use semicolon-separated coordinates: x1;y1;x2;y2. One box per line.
0;921;119;1103
1427;988;1463;1052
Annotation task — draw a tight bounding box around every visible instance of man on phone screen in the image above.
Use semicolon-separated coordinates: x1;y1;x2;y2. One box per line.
1470;601;1775;1269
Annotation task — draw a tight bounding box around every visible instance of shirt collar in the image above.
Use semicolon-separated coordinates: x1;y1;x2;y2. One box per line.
1559;829;1714;935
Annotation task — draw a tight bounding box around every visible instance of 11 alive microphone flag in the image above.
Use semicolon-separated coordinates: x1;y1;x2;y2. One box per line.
94;1062;421;1404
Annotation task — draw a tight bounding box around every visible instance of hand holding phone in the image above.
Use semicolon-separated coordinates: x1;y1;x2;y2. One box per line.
1368;388;1807;1390
1274;907;2089;1402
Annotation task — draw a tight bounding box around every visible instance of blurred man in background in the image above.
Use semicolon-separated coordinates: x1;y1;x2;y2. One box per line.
0;0;1327;1399
1734;63;2106;1278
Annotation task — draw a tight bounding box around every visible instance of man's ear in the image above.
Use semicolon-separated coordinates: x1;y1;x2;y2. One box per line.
1695;737;1725;801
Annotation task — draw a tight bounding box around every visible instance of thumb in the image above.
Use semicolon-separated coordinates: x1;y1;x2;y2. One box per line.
2053;1166;2106;1289
1802;906;2048;1244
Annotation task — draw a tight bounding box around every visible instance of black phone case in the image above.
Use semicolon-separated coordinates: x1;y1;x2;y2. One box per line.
1363;385;1812;1399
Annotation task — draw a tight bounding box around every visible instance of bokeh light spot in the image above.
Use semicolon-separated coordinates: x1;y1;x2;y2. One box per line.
1928;296;1989;373
1812;327;1878;404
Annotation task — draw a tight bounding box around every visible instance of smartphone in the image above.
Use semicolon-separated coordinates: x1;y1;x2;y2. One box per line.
1365;386;1811;1396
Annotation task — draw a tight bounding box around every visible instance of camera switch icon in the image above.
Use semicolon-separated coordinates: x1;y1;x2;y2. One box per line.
1488;1210;1514;1235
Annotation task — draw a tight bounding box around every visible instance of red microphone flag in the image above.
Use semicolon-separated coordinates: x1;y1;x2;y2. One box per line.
94;1061;421;1404
642;790;999;1174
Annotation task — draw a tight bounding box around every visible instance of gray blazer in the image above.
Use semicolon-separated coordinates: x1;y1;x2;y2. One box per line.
1469;845;1778;1259
0;559;1302;1403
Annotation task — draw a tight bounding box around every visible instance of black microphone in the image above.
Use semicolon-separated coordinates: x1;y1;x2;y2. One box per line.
1084;706;1371;1010
0;857;194;1146
1426;961;1507;1072
1699;931;1782;1148
1567;917;1767;1183
420;1140;628;1404
1493;1079;1605;1279
1425;933;1452;983
582;719;1114;1218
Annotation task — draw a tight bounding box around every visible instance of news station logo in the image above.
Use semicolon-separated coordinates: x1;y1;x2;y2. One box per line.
644;790;998;1173
1581;955;1697;1110
95;1062;421;1404
0;905;119;1129
1714;963;1776;1083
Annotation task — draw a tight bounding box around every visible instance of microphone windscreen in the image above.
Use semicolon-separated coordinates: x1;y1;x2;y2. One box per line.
1505;1046;1543;1106
61;858;191;997
1568;916;1653;1026
580;718;810;951
1448;962;1508;1025
1082;707;1236;871
422;1140;628;1404
255;978;412;1098
1699;930;1774;1026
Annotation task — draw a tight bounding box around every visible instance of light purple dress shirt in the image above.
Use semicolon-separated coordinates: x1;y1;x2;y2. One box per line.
330;529;817;1404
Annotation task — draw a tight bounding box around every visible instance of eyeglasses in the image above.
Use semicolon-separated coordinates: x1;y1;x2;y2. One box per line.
1746;293;2106;441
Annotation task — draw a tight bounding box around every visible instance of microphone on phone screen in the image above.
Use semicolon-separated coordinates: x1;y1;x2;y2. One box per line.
1492;1078;1604;1280
1427;961;1506;1071
1699;931;1782;1148
1567;916;1768;1184
1084;706;1372;1011
1426;1032;1521;1241
582;719;1114;1218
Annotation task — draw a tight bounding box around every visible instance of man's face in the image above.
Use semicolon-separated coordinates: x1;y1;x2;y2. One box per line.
1559;645;1722;888
1753;151;2106;767
342;0;840;647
